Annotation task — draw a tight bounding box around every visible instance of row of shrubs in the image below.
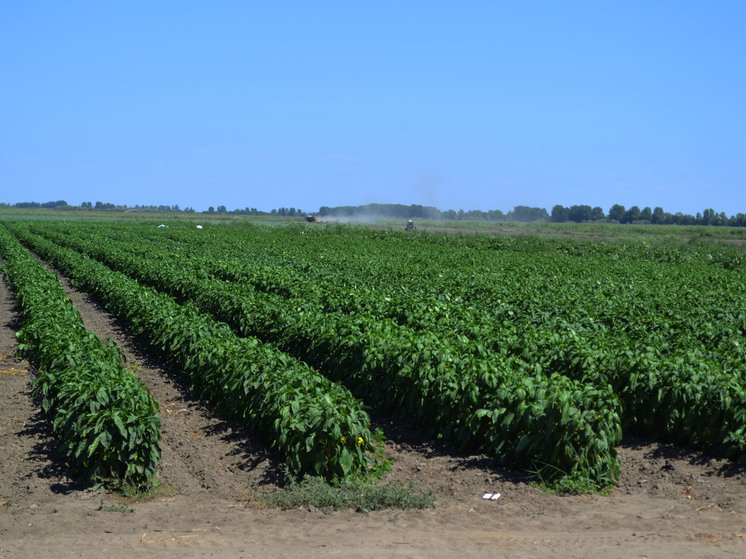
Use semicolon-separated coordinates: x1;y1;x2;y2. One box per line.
31;223;623;489
0;225;161;487
6;223;385;480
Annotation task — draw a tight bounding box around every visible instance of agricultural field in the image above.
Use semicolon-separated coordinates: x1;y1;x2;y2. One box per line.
1;217;745;558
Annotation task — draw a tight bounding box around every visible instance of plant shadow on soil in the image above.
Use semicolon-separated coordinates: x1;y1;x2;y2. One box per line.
16;392;91;495
200;421;290;487
368;409;532;485
70;291;290;481
621;434;746;479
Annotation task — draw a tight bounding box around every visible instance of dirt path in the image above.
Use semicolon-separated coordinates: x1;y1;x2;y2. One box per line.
1;267;745;558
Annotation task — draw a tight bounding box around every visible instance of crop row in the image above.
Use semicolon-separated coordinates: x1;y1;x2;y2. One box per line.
37;221;746;462
5;223;383;479
0;225;161;487
145;226;746;461
69;221;746;367
20;222;626;488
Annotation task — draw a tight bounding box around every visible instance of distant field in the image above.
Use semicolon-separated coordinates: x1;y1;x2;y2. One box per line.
3;207;746;244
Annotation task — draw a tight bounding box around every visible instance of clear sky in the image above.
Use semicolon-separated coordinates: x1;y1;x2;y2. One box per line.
2;1;744;215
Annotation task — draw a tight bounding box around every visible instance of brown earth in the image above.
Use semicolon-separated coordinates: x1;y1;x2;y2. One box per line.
0;268;745;558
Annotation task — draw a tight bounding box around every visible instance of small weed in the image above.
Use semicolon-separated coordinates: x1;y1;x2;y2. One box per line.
121;481;179;502
105;478;179;503
98;499;134;513
527;462;613;495
535;476;611;496
256;475;436;512
123;362;142;375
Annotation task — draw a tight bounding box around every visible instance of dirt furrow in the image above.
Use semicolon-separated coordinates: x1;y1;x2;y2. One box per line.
58;273;287;498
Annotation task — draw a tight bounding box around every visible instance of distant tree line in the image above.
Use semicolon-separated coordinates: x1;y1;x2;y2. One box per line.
316;202;746;227
9;200;70;209
204;205;303;216
0;201;199;213
550;204;746;227
2;200;744;227
318;203;549;222
0;200;304;217
319;203;442;220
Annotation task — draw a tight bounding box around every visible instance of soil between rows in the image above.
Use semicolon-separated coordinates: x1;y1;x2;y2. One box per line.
0;265;744;558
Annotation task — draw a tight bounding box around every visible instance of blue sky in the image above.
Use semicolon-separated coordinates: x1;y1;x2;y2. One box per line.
2;1;744;215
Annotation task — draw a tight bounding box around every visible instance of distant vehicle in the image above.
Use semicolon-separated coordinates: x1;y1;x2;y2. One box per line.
305;215;325;223
405;219;415;231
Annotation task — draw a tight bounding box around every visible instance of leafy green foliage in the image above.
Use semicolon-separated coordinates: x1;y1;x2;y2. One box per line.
10;219;746;490
258;475;436;511
0;226;160;487
5;223;383;480
20;222;627;488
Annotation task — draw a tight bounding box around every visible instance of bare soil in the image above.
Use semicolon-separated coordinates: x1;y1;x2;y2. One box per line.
1;269;745;558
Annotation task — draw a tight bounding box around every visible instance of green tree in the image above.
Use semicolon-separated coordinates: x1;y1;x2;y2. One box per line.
512;206;548;222
568;205;592;223
623;206;641;224
608;204;625;222
551;205;569;222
